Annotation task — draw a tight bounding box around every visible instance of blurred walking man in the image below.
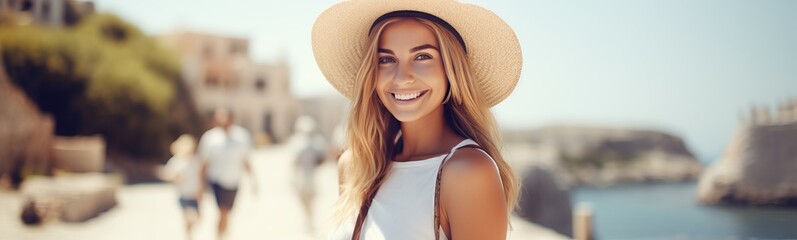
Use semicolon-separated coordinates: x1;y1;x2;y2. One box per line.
198;108;257;239
289;116;328;233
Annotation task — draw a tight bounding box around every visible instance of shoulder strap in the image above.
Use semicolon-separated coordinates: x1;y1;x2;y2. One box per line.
433;143;484;240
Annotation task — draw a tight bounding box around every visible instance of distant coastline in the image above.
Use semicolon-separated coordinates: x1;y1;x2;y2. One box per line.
504;125;702;187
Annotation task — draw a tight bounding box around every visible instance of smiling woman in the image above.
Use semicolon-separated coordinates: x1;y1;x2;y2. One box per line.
312;1;523;240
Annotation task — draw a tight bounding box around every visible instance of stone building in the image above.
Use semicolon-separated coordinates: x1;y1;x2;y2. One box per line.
745;98;797;125
158;31;298;143
0;0;94;27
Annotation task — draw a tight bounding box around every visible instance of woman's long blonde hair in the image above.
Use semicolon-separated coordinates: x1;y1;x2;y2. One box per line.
334;17;519;225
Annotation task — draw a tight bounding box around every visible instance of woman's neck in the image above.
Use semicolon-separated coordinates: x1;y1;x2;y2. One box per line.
396;108;463;162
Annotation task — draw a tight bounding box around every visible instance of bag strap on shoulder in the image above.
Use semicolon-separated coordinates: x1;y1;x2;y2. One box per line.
433;144;483;240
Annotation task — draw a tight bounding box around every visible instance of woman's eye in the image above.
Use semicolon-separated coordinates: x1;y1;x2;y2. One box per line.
378;57;395;64
415;54;432;60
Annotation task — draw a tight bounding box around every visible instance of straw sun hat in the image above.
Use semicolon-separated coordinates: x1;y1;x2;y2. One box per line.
312;0;522;107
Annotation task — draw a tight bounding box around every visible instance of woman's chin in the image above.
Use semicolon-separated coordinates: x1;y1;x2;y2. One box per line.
386;106;444;123
391;113;423;123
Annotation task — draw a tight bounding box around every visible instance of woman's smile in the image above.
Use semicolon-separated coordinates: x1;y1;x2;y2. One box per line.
390;90;429;104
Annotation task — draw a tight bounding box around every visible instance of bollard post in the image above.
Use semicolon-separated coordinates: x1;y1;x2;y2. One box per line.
574;202;594;240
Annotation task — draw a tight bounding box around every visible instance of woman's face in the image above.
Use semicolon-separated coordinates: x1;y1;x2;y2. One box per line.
375;19;448;123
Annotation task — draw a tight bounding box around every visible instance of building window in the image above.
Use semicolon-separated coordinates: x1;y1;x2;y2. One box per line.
225;77;238;89
205;75;219;87
255;77;267;91
230;42;245;55
42;1;50;17
262;113;274;141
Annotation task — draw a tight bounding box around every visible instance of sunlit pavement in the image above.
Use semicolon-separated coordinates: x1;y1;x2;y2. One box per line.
0;144;564;240
1;144;338;240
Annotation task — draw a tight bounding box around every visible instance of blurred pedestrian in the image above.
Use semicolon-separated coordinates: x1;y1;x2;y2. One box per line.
161;134;203;240
289;115;327;233
198;108;257;240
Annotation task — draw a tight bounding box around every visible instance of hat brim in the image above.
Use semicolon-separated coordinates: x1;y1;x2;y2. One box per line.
312;0;522;107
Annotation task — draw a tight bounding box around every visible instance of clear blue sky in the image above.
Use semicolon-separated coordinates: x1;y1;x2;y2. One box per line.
93;0;797;161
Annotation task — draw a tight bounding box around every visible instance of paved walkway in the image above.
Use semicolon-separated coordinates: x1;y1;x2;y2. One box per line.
0;144;566;240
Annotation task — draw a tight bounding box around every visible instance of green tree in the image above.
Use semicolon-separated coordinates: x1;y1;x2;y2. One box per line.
0;14;203;160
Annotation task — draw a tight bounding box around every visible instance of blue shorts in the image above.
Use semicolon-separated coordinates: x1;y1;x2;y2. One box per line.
210;182;238;210
179;198;199;210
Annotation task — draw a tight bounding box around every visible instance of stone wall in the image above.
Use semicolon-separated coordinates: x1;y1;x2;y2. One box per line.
0;48;55;187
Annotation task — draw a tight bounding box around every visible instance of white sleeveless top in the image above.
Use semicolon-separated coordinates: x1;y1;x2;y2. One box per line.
329;139;479;240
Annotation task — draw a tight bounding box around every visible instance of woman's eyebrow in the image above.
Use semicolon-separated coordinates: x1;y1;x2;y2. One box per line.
378;48;394;54
378;44;439;54
410;44;439;52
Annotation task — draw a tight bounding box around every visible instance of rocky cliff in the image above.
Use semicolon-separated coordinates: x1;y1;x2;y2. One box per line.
504;125;703;187
698;100;797;206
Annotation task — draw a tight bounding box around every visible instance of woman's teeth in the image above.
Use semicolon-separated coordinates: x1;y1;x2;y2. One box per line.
393;91;424;101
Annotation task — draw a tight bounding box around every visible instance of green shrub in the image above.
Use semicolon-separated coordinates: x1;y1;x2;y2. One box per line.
0;14;201;160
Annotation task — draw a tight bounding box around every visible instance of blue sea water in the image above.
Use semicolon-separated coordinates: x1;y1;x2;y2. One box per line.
571;182;797;240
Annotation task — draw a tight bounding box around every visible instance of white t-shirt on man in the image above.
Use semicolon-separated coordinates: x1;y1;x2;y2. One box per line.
197;125;253;189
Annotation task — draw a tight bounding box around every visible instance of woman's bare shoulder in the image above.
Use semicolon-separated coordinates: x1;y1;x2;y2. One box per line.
441;147;502;187
440;147;508;238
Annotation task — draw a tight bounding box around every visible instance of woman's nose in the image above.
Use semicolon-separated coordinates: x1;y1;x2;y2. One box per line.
393;62;414;84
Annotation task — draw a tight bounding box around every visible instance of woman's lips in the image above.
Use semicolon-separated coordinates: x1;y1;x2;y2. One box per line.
390;90;429;104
